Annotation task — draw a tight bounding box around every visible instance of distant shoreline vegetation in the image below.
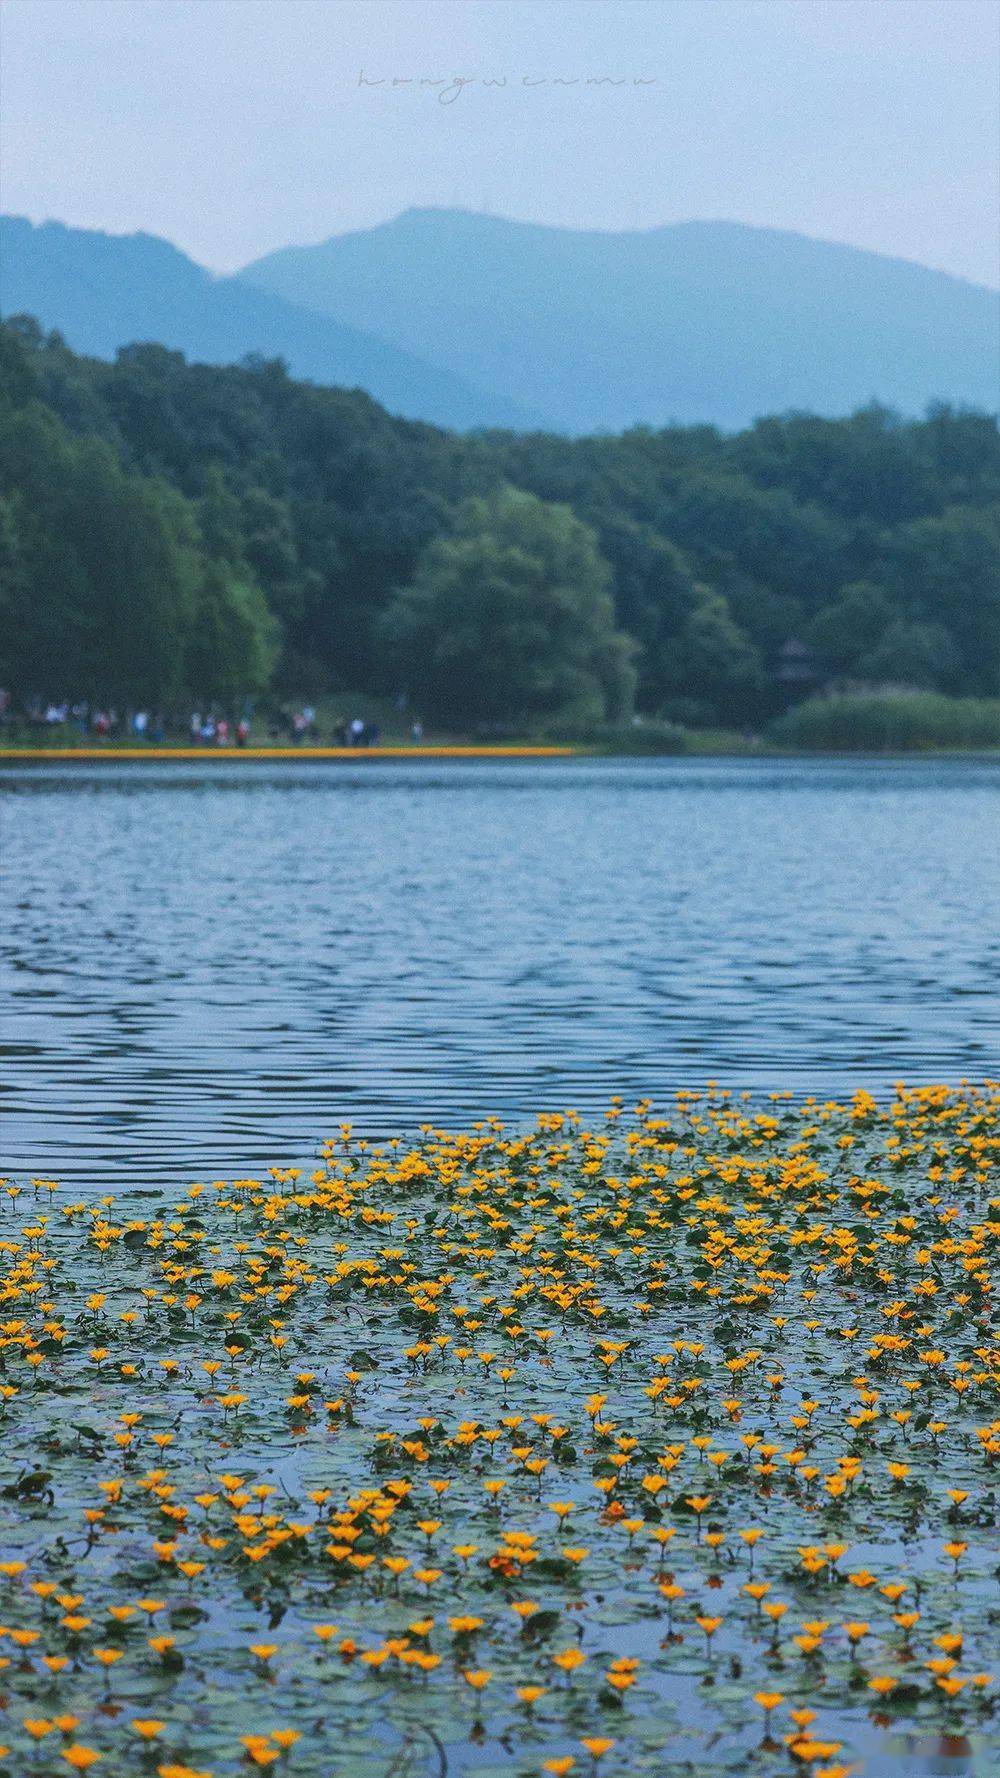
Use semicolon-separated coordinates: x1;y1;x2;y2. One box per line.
768;691;1000;753
1;317;998;746
5;694;1000;757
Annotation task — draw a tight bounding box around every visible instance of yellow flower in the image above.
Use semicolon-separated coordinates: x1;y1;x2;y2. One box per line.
604;1670;634;1693
131;1721;166;1739
552;1648;587;1674
516;1684;546;1705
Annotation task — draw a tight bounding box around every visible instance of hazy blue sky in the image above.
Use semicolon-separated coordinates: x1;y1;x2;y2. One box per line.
2;0;998;285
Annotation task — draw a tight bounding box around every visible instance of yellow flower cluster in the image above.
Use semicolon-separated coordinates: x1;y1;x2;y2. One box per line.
0;1082;996;1775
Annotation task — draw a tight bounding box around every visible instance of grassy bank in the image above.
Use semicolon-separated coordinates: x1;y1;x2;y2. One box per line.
0;1084;997;1777
4;693;1000;759
769;691;1000;752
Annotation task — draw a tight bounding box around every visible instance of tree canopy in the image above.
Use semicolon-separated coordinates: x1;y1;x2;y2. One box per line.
1;316;997;726
382;487;635;729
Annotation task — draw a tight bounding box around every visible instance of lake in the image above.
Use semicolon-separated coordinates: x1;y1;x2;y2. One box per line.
1;755;998;1188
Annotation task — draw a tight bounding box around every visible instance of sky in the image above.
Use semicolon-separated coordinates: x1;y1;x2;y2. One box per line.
1;0;998;286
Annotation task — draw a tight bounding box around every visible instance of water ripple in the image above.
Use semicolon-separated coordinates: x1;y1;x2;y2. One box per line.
2;756;998;1188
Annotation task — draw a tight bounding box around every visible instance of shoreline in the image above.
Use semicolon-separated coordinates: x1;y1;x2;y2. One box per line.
2;742;999;762
0;742;577;761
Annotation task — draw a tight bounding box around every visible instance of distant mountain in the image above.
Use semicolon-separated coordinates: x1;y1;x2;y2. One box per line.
3;211;996;435
0;215;536;429
242;209;1000;432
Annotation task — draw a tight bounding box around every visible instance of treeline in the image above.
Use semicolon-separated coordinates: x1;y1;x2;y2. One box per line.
1;314;998;728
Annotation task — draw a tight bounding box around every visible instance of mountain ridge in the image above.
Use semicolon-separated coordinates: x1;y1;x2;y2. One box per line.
242;208;999;431
0;214;539;430
278;206;997;292
2;209;996;434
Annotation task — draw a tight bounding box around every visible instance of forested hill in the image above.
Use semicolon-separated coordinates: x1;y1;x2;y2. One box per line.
1;316;998;729
0;215;535;431
5;211;997;435
244;209;1000;432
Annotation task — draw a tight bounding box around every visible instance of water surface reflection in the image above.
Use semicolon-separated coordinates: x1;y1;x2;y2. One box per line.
2;757;997;1187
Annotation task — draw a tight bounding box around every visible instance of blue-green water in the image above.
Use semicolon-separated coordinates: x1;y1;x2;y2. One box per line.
1;756;997;1186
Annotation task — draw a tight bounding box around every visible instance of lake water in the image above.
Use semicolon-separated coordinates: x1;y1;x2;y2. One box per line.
2;755;998;1188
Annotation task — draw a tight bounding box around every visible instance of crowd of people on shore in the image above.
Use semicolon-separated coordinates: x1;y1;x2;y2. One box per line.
10;696;171;742
3;693;423;748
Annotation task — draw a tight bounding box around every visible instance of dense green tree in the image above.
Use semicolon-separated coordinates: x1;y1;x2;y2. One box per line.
0;395;273;706
886;508;1000;694
588;519;700;703
860;617;961;689
661;472;849;608
807;581;896;676
1;317;997;726
0;488;50;689
0;403;196;700
653;587;766;723
381;487;635;728
185;561;277;705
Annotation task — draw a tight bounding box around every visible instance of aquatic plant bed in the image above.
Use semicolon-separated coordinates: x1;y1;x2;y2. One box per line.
1;1086;997;1778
